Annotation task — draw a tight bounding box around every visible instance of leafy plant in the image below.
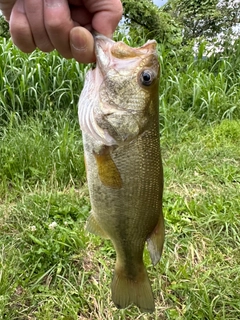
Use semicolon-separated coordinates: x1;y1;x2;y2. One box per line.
122;0;182;48
0;15;9;38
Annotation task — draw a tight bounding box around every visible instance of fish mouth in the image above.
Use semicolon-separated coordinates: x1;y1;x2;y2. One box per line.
94;34;158;76
93;32;115;45
94;33;157;57
94;34;115;74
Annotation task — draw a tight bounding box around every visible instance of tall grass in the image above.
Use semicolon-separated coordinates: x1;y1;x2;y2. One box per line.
0;38;88;197
158;39;240;140
0;38;89;125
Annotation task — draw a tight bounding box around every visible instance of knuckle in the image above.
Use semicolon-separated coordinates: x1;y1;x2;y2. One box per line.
37;42;54;53
45;18;67;33
10;25;36;53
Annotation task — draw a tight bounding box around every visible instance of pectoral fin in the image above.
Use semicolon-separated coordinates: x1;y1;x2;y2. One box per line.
86;212;109;239
147;215;165;266
93;147;122;189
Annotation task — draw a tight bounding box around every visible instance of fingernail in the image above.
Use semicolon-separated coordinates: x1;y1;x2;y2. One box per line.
44;0;64;8
70;28;88;52
71;42;87;52
16;0;25;13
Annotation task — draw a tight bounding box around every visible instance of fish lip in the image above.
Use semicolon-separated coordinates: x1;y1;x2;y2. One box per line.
94;34;115;73
93;32;114;43
94;33;115;53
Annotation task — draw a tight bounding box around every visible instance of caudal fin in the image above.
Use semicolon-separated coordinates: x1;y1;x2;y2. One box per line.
111;264;155;313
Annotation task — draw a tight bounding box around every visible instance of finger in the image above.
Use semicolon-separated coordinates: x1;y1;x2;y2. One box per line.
0;0;16;20
84;0;123;38
70;6;93;27
70;26;95;63
10;0;36;53
44;0;75;58
24;0;54;52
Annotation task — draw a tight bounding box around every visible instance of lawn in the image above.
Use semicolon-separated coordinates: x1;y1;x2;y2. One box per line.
0;36;240;319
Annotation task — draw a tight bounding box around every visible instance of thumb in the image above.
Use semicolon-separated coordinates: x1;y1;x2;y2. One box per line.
70;26;95;63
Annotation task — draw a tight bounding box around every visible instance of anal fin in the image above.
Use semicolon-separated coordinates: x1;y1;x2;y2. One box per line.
147;215;165;265
86;213;109;239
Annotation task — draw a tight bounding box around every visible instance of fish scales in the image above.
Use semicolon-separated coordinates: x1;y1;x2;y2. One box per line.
78;34;164;313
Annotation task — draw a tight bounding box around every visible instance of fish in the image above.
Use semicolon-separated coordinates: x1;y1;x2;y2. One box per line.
78;34;164;313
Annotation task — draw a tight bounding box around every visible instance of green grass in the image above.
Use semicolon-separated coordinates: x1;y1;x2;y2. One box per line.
0;110;85;199
0;36;240;319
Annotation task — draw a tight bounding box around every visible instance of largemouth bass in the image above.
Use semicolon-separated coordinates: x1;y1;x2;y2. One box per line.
78;34;164;313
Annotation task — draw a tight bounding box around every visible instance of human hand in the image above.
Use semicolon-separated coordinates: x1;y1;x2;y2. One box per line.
0;0;123;63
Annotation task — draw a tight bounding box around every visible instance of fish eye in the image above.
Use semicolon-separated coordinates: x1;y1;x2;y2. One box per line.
140;70;153;86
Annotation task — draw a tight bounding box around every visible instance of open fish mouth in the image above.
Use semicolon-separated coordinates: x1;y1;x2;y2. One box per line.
94;33;158;76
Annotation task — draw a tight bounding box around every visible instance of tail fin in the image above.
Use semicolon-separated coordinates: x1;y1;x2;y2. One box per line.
111;263;155;313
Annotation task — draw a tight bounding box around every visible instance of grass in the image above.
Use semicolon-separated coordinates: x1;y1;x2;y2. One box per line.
0;110;85;198
0;36;240;319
